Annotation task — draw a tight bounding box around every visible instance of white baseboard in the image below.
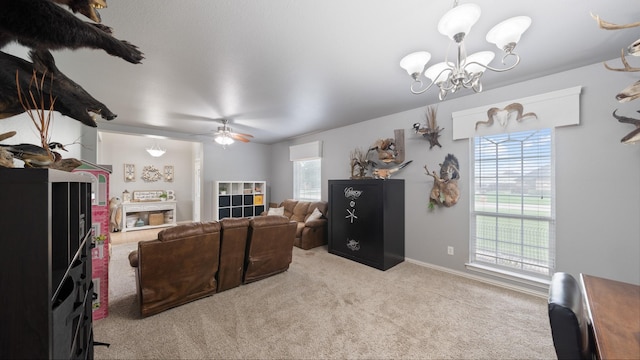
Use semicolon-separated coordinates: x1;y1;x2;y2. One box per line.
404;257;549;299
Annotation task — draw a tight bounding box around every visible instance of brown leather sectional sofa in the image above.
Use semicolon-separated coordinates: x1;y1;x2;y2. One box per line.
269;199;328;250
128;216;296;317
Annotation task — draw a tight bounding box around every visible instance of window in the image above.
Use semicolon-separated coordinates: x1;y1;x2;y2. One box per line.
470;128;555;278
293;158;321;201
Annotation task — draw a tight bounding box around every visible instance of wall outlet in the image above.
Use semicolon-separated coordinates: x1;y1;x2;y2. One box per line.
447;246;454;256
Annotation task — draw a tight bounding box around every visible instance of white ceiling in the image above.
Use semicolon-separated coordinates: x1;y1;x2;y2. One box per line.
6;0;640;144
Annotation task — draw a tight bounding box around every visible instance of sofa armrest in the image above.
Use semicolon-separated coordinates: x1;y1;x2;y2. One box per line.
304;218;327;229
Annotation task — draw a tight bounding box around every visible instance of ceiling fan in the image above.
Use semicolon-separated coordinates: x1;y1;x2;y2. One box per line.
211;119;254;145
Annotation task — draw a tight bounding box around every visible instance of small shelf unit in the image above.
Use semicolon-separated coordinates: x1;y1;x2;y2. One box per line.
215;181;266;220
120;201;177;232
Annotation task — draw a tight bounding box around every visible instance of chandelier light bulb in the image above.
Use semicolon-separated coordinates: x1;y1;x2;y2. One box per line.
424;62;452;83
400;51;431;77
464;51;496;74
438;3;481;42
486;16;532;52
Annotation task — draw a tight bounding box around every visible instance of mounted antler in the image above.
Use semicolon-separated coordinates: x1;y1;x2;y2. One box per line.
591;13;640;30
612;109;640;144
605;49;640;72
591;13;640;71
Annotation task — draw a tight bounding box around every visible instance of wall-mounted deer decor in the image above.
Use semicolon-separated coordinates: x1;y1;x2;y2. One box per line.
613;110;640;144
592;13;640;145
424;154;460;209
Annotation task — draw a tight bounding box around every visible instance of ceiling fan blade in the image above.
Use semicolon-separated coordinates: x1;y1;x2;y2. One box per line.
232;132;254;138
230;133;251;142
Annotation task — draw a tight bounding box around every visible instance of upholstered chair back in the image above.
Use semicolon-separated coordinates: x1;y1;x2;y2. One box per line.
218;217;250;292
243;215;296;283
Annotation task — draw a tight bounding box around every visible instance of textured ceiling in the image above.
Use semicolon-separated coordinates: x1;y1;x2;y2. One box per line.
4;0;640;144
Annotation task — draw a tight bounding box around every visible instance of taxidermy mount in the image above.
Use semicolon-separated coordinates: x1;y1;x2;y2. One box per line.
613;110;640;144
413;105;443;149
424;154;460;209
0;50;116;127
368;129;405;164
475;103;537;130
0;0;144;64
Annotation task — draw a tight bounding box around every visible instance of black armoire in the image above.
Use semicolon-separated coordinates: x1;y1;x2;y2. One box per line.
328;179;404;270
0;168;94;359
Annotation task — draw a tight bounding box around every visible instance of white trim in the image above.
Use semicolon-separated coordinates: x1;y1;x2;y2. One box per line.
452;86;582;140
289;141;323;161
405;256;549;299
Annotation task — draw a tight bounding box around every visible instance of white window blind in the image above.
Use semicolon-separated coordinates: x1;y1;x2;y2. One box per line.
471;128;555;278
290;141;322;201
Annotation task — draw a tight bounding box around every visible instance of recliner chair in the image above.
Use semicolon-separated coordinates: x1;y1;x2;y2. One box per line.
128;222;221;317
548;272;593;360
243;215;296;284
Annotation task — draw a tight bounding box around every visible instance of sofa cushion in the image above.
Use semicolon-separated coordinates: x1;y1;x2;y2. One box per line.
291;201;310;223
281;199;298;218
267;206;284;216
305;207;323;223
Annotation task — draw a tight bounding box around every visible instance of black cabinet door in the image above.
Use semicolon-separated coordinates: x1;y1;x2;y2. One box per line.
329;181;384;268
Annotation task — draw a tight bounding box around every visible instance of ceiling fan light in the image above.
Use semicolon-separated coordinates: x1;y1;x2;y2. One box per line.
438;3;481;42
400;51;431;77
486;16;531;52
215;135;234;145
464;51;495;73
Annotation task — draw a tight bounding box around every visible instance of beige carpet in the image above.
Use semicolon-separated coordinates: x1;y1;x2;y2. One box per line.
94;242;557;359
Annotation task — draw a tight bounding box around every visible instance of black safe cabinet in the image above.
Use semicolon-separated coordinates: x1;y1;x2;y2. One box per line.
328;179;405;270
0;168;94;359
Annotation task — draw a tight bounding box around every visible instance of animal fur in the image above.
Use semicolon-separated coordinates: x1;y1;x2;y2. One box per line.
0;50;116;126
54;0;107;23
0;0;143;64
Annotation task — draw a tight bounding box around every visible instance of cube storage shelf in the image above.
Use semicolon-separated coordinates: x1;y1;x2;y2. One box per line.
215;181;266;220
0;168;94;359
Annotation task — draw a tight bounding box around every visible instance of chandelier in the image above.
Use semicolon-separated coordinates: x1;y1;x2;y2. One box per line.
400;1;531;100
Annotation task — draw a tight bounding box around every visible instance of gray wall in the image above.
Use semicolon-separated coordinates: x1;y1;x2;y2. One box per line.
201;141;273;221
98;131;197;222
9;56;636;288
270;60;640;286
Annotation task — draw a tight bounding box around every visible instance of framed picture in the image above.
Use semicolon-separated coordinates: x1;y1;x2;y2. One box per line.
164;165;174;182
124;164;135;182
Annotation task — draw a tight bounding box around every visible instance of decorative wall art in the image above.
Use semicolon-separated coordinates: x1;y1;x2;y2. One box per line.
413;105;443;149
124;164;135;182
141;165;162;182
132;190;166;202
164;165;174;182
591;13;640;144
474;102;537;130
424;154;460;209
